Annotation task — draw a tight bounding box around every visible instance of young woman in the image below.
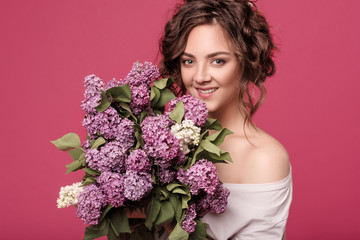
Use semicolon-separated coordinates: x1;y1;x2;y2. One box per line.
159;0;292;239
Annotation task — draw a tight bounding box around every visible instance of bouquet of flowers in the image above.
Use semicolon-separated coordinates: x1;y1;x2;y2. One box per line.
52;61;233;240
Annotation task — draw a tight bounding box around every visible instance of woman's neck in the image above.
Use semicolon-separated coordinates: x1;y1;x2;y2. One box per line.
208;104;257;137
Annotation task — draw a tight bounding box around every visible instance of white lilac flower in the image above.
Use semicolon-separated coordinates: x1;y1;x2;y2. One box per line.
171;119;201;154
57;182;84;208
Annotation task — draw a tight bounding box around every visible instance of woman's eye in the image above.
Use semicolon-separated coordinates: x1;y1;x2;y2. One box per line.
212;59;225;65
182;59;193;65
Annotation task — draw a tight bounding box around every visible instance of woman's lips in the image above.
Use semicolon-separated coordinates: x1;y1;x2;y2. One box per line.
196;88;218;99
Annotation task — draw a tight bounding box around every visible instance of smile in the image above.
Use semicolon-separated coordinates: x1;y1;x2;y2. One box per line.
197;88;218;94
196;88;218;99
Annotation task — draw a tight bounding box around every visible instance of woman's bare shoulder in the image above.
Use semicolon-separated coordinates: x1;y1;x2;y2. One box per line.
245;128;290;183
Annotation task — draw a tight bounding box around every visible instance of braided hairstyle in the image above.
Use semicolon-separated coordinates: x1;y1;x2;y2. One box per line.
159;0;277;127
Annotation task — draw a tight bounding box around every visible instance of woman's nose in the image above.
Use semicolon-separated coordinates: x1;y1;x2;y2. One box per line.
194;64;211;84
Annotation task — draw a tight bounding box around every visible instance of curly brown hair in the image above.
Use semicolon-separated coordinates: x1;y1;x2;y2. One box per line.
159;0;277;127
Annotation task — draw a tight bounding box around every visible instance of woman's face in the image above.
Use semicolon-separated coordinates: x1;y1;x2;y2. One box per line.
180;24;240;116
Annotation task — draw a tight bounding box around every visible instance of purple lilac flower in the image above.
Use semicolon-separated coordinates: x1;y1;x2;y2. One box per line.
177;159;218;195
182;204;197;234
124;170;153;201
82;108;135;144
141;115;181;168
115;118;135;149
123;61;160;87
85;141;127;173
129;84;151;116
125;149;151;172
82;108;122;140
98;171;125;207
195;184;230;217
174;149;186;165
82;139;91;150
81;74;104;114
158;168;176;184
167;95;208;126
106;78;120;89
76;184;106;226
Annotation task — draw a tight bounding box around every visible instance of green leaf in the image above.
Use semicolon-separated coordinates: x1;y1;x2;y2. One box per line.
107;227;118;240
153;78;170;89
95;90;111;112
118;102;136;120
150;86;155;101
82;176;97;186
150;86;161;104
107;84;131;103
172;188;187;195
139;111;150;123
199;129;209;141
151;168;156;183
153;109;163;116
109;208;131;234
205;118;222;130
156;88;175;107
168;223;189;240
201;139;221;156
167;77;175;87
155;200;174;227
65;160;83;174
68;148;84;160
192;146;204;165
169;194;182;222
91;137;106;149
169;101;185;124
207;128;233;146
181;194;191;209
220;151;233;162
51;133;81;151
189;220;207;240
79;153;87;166
99;204;113;223
205;151;233;163
134;126;145;149
166;183;183;192
117;105;131;118
182;157;193;171
84;168;101;176
84;218;109;240
145;197;161;230
160;189;170;200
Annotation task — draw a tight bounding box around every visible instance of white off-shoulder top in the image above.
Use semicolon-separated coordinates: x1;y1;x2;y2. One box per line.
201;167;293;240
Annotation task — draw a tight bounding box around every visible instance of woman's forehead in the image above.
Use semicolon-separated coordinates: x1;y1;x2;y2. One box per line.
184;24;234;55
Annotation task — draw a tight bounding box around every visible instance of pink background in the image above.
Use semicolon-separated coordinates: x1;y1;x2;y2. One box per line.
1;0;359;239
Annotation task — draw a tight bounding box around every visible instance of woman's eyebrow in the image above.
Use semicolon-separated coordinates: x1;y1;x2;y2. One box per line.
181;52;195;58
207;51;231;58
182;51;231;58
